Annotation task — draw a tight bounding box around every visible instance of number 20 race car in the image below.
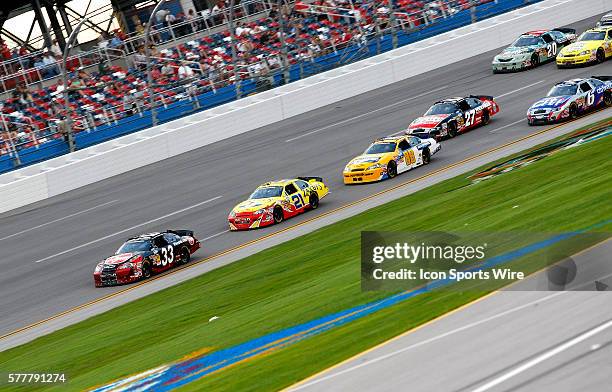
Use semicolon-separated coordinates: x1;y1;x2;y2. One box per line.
527;77;612;125
228;177;329;230
93;230;200;287
491;28;576;73
343;135;441;184
406;95;500;140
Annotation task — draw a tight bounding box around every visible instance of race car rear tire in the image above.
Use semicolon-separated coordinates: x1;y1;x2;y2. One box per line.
569;104;578;120
142;262;152;279
482;110;490;126
309;192;319;210
422;148;431;165
178;247;190;265
603;92;612;107
273;206;284;224
387;161;397;179
596;49;605;64
447;122;457;138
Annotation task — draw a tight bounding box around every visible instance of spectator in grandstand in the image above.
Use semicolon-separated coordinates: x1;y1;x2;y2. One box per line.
178;62;195;79
186;9;199;33
161;62;175;77
134;46;146;70
12;82;33;110
109;32;125;49
42;52;60;77
98;59;111;76
50;39;62;57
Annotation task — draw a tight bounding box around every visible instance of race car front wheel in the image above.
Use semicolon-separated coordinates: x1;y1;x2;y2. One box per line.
447;122;457;138
273;206;284;224
530;54;540;68
387;162;397;178
142;262;152;279
422;149;431;165
309;193;319;210
596;49;605;64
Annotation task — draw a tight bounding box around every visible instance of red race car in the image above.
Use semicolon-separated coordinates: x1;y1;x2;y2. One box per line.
94;230;200;287
406;95;500;140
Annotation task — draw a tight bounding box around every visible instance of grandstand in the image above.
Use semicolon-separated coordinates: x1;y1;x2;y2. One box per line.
0;0;529;172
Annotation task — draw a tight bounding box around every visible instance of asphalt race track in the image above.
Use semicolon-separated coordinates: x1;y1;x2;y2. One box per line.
0;14;610;341
288;240;612;392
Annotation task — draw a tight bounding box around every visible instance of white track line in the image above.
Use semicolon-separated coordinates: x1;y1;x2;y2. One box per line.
289;291;566;391
470;318;612;392
33;196;222;263
285;85;450;143
0;200;118;242
202;230;230;241
495;80;545;99
287;80;546;143
489;118;526;134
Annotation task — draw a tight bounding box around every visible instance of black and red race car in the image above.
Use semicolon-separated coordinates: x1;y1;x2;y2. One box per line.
94;230;200;287
406;96;500;140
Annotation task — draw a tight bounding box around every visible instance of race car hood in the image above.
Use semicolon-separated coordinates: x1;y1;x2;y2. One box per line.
233;198;277;213
498;45;537;57
409;114;449;129
530;96;572;110
347;154;388;168
104;253;135;265
560;41;600;54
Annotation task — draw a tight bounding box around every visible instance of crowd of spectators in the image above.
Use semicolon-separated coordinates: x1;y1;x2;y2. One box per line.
0;0;494;158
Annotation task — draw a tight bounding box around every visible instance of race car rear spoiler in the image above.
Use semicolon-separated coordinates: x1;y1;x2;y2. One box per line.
469;95;494;101
592;76;612;81
297;176;323;183
552;27;576;35
167;229;195;237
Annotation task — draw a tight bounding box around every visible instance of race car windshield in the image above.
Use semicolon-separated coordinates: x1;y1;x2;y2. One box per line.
117;241;151;253
547;84;577;96
365;142;396;154
250;186;283;199
512;36;540;47
579;31;606;41
425;103;457;115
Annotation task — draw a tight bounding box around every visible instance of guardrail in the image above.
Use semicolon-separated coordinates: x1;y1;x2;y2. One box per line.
0;0;608;214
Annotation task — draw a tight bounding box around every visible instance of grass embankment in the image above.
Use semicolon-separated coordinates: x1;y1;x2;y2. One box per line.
1;121;611;392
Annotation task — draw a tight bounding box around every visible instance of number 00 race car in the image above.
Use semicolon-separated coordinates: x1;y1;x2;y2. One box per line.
556;27;612;67
343;135;441;184
228;177;329;230
492;28;576;73
527;77;612;125
406;96;500;140
94;230;200;287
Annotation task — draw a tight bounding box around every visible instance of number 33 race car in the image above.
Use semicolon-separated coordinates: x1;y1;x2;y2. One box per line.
93;230;200;287
228;177;329;230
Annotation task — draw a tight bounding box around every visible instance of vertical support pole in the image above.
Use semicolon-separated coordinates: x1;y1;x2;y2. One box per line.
145;0;168;127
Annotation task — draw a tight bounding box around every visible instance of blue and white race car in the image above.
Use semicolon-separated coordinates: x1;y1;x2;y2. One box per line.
527;77;612;125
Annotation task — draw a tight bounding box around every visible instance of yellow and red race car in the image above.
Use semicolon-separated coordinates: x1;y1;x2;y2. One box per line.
343;135;441;184
228;177;329;230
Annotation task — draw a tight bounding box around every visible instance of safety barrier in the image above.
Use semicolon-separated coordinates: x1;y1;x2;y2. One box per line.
0;0;608;214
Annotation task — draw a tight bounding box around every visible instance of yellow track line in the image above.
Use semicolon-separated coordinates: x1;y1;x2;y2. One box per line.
0;112;607;343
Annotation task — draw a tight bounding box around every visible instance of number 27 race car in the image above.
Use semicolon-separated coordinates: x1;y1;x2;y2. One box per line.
406;95;500;140
228;177;329;230
93;230;200;287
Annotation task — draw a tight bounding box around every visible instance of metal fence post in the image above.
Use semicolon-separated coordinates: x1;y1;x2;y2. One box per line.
146;0;169;127
278;0;291;85
228;0;242;99
62;18;89;153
